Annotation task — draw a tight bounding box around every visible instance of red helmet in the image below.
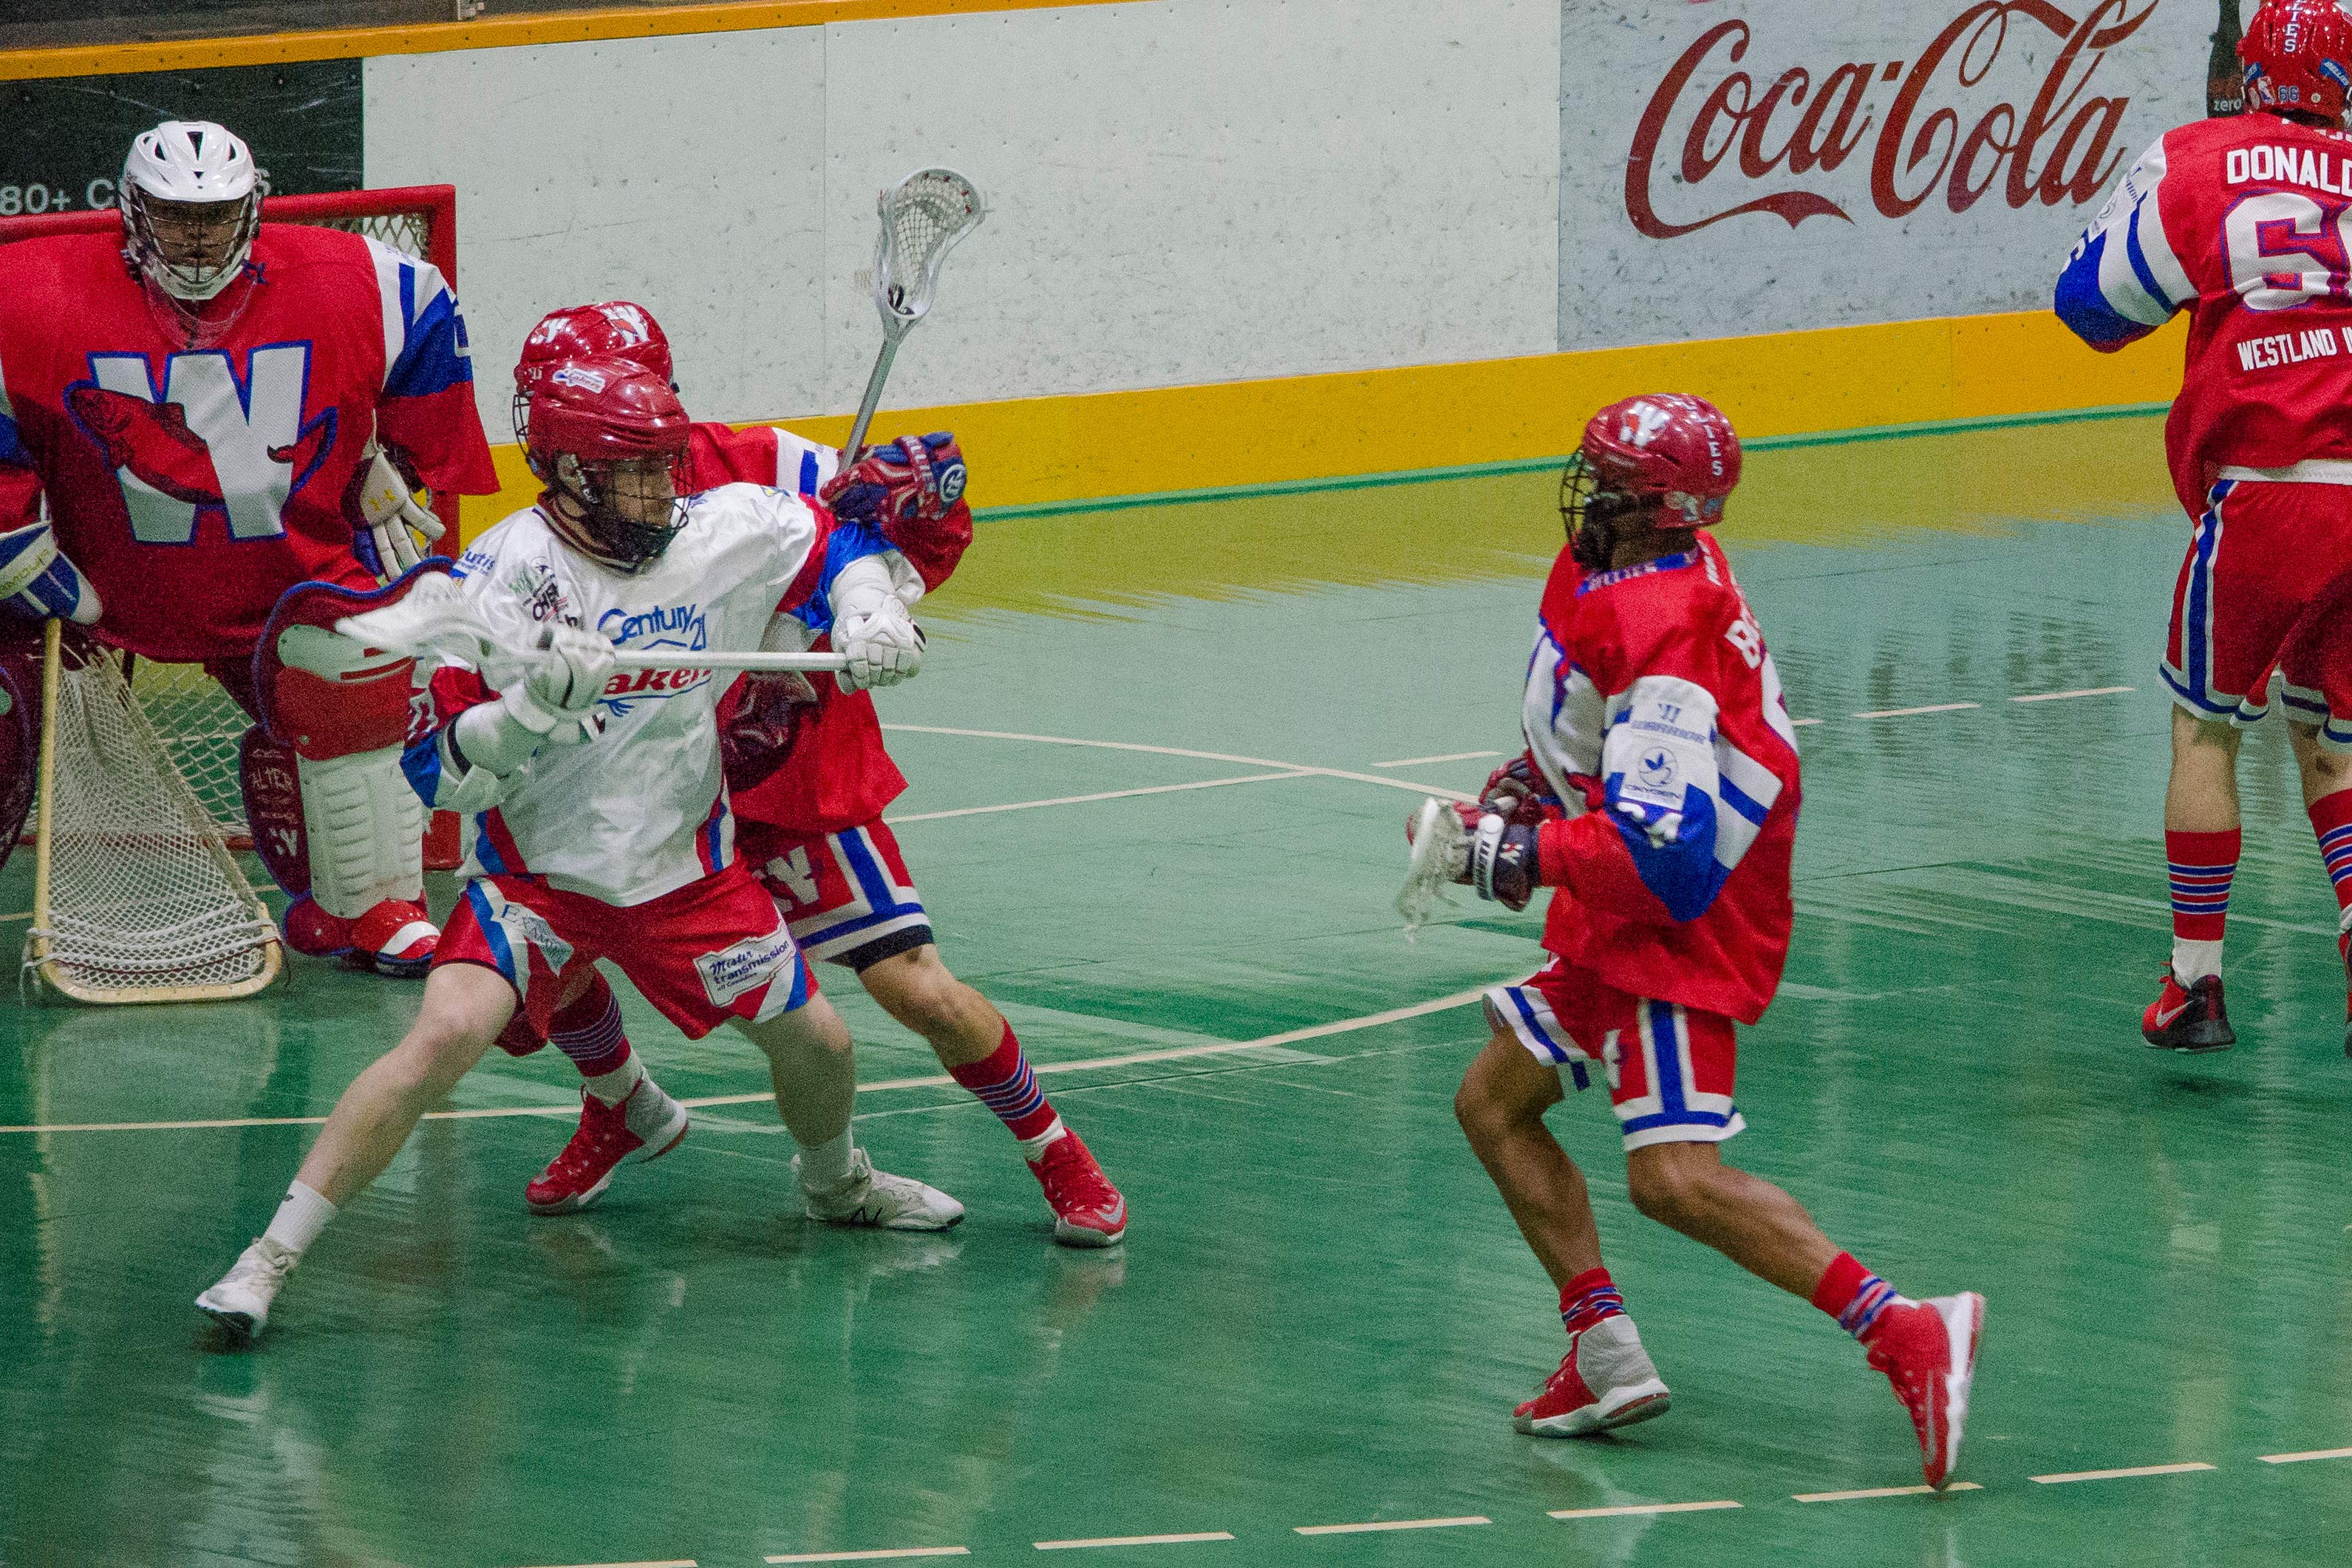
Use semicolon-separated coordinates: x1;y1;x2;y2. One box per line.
1561;393;1741;567
512;301;674;446
525;356;695;572
2240;0;2352;123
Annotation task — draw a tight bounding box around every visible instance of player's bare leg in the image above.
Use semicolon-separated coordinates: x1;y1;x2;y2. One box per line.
860;944;1126;1246
1623;1142;1834;1297
2147;709;2246;1051
1454;1029;1666;1438
2286;721;2352;1054
195;963;514;1341
735;992;962;1231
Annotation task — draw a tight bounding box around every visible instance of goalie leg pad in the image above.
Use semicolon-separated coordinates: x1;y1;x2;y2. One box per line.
237;727;310;896
298;746;426;920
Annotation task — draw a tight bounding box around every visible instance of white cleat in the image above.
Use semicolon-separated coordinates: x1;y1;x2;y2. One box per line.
797;1147;965;1231
195;1238;299;1343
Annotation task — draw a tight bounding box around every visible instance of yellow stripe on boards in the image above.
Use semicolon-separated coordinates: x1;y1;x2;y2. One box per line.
0;0;1132;81
458;308;2187;546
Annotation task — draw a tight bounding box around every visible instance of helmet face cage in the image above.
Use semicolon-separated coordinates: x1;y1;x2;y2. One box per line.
1558;450;1650;570
118;123;263;304
547;449;694;573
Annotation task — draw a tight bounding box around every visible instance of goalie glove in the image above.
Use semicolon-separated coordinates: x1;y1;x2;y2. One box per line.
1405;801;1539;912
0;517;101;624
344;446;446;585
820;433;967;531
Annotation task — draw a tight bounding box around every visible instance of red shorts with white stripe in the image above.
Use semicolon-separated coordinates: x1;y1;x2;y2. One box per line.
1486;958;1745;1151
436;859;815;1041
2166;477;2352;747
738;817;934;971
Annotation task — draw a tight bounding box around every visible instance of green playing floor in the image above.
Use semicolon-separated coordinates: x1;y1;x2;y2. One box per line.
9;412;2352;1567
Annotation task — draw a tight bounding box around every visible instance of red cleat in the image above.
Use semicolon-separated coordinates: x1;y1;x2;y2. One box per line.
1867;1292;1985;1490
525;1081;690;1216
1513;1315;1671;1437
1029;1130;1127;1247
2142;971;2235;1053
351;899;437;978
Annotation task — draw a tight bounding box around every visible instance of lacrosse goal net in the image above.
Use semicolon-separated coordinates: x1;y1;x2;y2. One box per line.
0;187;460;1001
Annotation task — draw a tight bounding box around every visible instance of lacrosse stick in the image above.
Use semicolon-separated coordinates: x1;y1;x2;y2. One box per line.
841;167;986;467
1397;797;1470;939
333;573;852;685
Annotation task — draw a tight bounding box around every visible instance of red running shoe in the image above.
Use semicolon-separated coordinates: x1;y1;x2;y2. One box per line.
1867;1292;1985;1490
525;1080;690;1216
1029;1130;1127;1247
1513;1315;1671;1437
2338;922;2352;1059
2141;971;2235;1053
351;899;438;978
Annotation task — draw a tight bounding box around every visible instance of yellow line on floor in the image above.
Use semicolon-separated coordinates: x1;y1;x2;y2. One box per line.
2029;1462;2215;1485
1293;1516;1489;1535
1793;1483;1983;1502
0;989;1493;1135
1548;1501;1742;1519
890;771;1310;823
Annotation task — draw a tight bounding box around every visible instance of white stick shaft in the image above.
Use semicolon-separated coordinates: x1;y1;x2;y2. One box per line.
607;649;848;673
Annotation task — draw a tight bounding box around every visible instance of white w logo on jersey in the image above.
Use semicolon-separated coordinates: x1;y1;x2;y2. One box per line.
75;344;328;545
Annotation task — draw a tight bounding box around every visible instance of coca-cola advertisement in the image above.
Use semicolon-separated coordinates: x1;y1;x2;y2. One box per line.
1565;1;2211;347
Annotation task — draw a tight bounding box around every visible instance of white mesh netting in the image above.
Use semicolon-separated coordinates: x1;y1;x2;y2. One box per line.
27;641;279;1001
875;168;982;320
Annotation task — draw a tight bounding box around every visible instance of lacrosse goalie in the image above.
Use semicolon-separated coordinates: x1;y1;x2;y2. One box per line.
195;355;955;1343
497;301;1126;1247
1409;393;1984;1488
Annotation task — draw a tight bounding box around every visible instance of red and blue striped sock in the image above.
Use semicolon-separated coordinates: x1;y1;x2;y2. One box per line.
947;1022;1063;1151
550;971;636;1100
2310;791;2352;920
2167;828;2240;984
1559;1267;1626;1335
1812;1251;1902;1343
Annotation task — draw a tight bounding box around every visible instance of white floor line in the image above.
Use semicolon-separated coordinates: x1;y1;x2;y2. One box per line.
2029;1462;2215;1485
1852;702;1982;719
1788;718;1824;727
890;771;1310;823
1033;1533;1233;1550
1793;1483;1983;1502
2260;1446;2352;1465
2010;685;2134;703
0;909;28;924
1371;751;1502;768
881;724;1478;802
514;1560;698;1568
1294;1517;1489;1535
0;989;1494;1136
766;1550;971;1564
1547;1501;1742;1520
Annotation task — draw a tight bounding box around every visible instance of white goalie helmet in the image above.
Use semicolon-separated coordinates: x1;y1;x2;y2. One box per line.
119;120;263;301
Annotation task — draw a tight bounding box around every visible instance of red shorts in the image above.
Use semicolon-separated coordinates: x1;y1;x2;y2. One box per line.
2167;478;2352;746
437;859;814;1041
1487;958;1745;1151
738;817;933;970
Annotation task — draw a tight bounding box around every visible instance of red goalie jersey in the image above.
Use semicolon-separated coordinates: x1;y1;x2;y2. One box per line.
0;225;497;660
692;421;971;835
1521;534;1802;1025
2056;112;2352;515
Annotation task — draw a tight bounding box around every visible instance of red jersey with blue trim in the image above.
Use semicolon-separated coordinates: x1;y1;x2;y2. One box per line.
692;419;972;836
0;224;497;660
2056;113;2352;515
1520;533;1800;1025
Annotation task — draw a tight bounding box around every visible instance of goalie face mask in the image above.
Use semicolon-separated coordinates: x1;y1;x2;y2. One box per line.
120;122;262;304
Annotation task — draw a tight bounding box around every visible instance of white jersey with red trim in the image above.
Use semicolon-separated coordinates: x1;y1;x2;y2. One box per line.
404;482;896;906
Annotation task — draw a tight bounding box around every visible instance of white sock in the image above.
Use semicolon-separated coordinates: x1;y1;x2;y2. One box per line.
796;1126;855;1192
1019;1117;1069;1165
262;1181;336;1257
2173;938;2225;986
584;1054;645;1108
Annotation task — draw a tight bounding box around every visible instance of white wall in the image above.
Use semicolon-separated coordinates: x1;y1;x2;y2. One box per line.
367;0;1564;432
1561;0;2211;349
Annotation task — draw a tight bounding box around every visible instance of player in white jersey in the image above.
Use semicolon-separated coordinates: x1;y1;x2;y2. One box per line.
194;358;955;1343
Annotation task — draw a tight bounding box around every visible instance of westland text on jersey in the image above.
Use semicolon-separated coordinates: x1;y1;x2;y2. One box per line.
2237;326;2347;372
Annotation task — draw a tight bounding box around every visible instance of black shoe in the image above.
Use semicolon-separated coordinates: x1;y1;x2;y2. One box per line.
2142;972;2236;1053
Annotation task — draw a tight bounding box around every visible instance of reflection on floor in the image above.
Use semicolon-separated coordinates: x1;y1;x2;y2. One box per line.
10;413;2352;1567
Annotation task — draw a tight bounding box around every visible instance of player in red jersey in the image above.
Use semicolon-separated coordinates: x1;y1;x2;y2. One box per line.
493;303;1126;1247
2056;0;2352;1055
0;121;500;974
1422;395;1983;1487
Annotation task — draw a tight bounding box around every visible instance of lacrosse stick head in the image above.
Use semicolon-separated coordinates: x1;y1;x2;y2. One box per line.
1397;797;1470;939
334;572;527;685
871;168;984;335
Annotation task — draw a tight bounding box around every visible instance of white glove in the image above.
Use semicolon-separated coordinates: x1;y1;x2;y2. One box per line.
503;623;615;732
837;598;924;690
349;448;446;585
0;517;101;624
